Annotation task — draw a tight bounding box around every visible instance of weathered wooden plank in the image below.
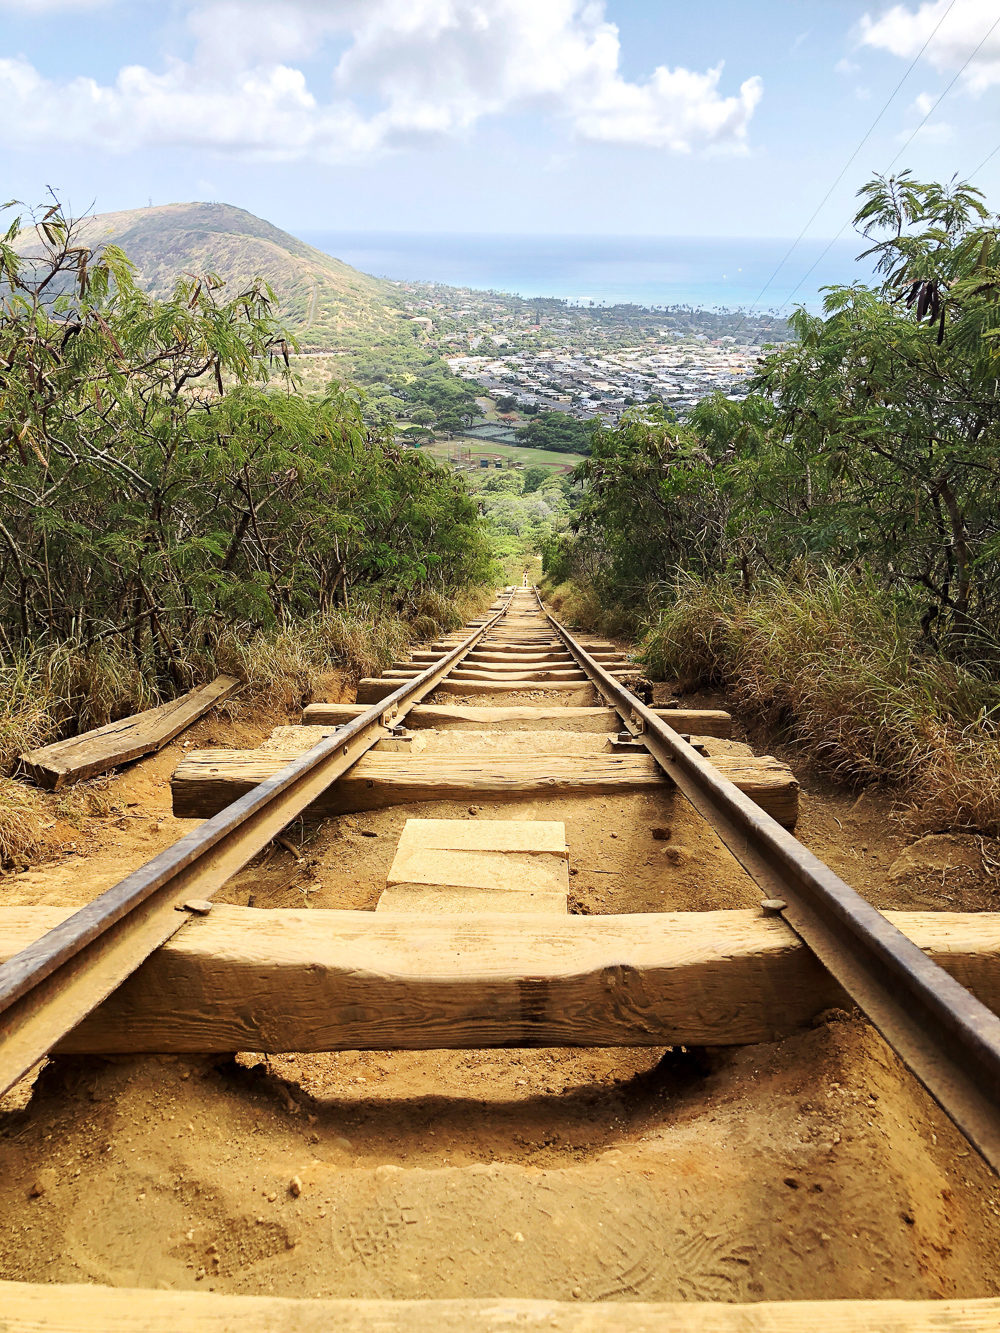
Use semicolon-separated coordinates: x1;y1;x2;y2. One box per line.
356;678;590;702
386;847;570;893
382;667;588;682
171;750;667;818
172;746;793;823
1;1290;1000;1333
382;819;571;915
376;885;569;913
0;1285;997;1331
19;676;240;791
0;907;997;1054
302;703;733;738
0;1287;997;1333
395;816;568;854
448;669;589;682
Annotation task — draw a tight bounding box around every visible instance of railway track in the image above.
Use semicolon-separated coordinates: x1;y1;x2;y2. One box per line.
1;585;1000;1327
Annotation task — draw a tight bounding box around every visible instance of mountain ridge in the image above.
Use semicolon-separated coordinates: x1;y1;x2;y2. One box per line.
30;201;411;354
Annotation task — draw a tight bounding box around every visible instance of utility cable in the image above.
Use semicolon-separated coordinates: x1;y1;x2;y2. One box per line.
746;8;1000;349
967;138;1000;182
729;0;960;339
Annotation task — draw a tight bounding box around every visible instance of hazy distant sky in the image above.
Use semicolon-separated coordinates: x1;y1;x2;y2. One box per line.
2;0;999;243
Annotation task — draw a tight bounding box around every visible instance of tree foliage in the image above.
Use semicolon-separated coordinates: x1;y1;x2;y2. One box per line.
0;197;493;681
556;172;1000;655
515;412;596;455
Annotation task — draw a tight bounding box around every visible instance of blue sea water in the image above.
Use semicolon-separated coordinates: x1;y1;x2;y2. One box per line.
297;231;878;314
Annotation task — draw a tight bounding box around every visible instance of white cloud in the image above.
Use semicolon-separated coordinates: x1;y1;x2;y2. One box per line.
859;0;1000;92
0;0;763;159
835;57;861;74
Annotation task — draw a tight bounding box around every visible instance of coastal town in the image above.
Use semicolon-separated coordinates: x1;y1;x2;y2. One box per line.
444;339;754;432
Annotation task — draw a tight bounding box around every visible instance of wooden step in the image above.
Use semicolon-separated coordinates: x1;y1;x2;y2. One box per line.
0;1284;998;1332
356;678;591;702
381;667;587;682
172;750;666;819
302;703;734;739
448;669;588;682
464;652;575;664
376;818;570;915
2;906;998;1054
171;747;797;824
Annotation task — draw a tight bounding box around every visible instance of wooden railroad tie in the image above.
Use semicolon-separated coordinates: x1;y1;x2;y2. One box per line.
301;703;734;738
171;745;798;826
1;906;997;1054
173;749;665;818
0;1285;998;1330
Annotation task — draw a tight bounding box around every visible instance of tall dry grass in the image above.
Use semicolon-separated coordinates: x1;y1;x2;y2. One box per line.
0;584;494;865
638;568;1000;834
540;579;638;641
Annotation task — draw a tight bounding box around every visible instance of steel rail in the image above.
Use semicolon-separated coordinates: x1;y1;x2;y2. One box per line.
534;588;1000;1174
0;593;513;1096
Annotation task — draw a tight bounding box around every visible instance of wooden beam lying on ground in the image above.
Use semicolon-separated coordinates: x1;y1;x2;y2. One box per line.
0;906;997;1054
302;703;734;738
0;1286;997;1333
18;675;240;791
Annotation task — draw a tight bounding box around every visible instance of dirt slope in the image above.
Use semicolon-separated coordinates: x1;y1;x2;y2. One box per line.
2;649;1000;1305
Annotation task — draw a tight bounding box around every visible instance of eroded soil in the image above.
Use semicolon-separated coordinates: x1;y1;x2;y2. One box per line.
2;656;1000;1305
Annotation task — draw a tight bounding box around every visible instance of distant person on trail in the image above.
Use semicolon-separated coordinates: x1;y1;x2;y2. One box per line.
522;570;528;587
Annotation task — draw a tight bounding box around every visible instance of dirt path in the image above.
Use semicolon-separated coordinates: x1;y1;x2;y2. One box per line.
2;611;1000;1304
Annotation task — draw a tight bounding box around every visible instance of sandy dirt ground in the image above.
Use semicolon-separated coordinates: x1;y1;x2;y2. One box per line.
2;654;1000;1306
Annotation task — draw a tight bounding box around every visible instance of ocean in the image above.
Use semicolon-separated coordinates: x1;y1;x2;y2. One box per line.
297;231;878;314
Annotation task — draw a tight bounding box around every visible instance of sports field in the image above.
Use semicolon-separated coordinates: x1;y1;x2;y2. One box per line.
422;436;586;474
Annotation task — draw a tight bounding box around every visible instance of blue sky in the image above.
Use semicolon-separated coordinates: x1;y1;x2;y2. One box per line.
1;0;999;246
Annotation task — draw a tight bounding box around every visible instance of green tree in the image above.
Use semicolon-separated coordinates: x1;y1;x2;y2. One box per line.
515;412;596;455
0;196;494;676
522;465;553;494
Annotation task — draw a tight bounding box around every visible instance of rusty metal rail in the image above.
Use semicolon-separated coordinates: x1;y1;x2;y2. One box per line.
5;581;1000;1179
534;586;1000;1174
0;594;513;1096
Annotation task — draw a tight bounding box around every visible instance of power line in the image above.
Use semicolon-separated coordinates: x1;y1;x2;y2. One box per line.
729;0;960;337
746;7;1000;348
884;11;1000;176
968;138;1000;182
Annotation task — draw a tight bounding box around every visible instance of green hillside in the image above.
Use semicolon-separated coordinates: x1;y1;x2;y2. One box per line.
53;202;410;353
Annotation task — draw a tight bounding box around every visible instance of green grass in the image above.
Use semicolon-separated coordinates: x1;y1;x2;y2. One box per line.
0;584;496;867
423;436;585;474
637;567;1000;835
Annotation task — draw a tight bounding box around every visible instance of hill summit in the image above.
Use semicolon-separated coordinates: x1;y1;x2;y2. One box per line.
61;202;405;352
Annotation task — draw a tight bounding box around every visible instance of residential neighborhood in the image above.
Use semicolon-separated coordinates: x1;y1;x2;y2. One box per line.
444;339;754;429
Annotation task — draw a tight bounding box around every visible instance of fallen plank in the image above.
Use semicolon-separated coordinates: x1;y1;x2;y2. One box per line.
1;906;998;1053
392;816;569;855
172;746;794;823
302;703;733;738
18;676;240;791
